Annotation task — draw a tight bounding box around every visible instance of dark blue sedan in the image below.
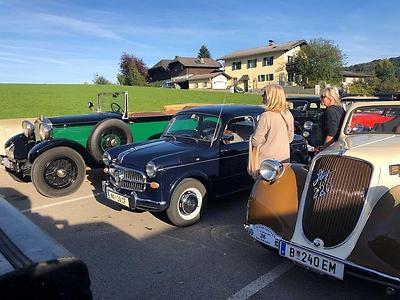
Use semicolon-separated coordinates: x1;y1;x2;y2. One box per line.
101;105;308;226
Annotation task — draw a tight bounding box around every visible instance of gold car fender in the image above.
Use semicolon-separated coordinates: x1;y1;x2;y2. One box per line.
246;164;308;241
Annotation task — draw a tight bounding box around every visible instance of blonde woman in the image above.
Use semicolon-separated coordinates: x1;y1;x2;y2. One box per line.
251;84;294;169
319;86;345;150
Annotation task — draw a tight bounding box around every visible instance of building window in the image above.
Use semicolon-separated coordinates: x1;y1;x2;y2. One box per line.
247;59;257;68
263;56;273;66
257;74;265;82
288;72;295;82
287;56;294;64
266;74;274;81
232;61;241;70
203;82;207;87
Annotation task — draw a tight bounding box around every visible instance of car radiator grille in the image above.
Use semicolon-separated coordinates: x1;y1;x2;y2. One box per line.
302;155;372;247
111;167;146;192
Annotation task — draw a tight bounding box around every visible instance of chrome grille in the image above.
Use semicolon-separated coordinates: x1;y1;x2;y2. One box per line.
302;155;372;247
110;166;146;192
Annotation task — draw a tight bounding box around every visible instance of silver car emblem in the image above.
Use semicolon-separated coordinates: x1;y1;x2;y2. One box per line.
313;238;324;248
312;169;334;200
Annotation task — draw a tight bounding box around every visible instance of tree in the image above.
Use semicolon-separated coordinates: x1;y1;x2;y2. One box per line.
198;45;211;58
93;74;112;85
375;59;399;91
117;53;147;86
294;38;345;87
375;59;396;82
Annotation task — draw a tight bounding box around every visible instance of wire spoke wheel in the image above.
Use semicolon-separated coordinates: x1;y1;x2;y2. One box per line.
100;127;127;151
44;157;78;189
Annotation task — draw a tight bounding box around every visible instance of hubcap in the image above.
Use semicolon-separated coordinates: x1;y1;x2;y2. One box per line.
56;168;67;178
179;191;198;214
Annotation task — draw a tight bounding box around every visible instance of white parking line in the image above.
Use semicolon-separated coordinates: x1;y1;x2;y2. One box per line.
228;261;293;300
20;192;103;213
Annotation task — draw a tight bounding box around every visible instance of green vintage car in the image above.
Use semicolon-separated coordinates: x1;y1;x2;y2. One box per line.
0;91;172;197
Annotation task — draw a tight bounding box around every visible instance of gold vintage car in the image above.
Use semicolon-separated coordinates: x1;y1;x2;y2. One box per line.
245;101;400;289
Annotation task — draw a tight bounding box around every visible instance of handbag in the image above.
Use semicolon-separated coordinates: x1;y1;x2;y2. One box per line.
247;138;260;179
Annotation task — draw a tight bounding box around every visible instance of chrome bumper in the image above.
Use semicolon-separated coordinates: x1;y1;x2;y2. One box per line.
0;155;24;173
101;181;167;212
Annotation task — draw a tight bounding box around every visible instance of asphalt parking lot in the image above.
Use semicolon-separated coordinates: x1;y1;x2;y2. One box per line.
0;167;394;299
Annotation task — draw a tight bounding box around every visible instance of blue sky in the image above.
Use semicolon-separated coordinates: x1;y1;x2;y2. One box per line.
0;0;399;83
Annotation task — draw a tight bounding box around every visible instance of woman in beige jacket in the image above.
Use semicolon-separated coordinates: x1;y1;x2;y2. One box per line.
251;84;294;167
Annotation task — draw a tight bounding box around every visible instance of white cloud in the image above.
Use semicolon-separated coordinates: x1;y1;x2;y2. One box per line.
33;13;124;40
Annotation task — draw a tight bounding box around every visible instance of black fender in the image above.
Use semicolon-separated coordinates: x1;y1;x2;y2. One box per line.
165;170;210;207
5;133;35;160
28;139;99;168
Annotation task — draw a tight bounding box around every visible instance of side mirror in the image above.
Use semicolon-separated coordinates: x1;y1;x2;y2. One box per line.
88;101;94;110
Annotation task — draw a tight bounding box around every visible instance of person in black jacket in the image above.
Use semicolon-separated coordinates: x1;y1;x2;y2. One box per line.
318;87;345;150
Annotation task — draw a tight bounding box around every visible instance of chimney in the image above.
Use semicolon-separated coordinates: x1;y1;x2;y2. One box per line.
199;57;205;64
268;40;275;46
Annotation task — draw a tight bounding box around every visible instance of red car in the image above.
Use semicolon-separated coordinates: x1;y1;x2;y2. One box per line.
349;107;399;130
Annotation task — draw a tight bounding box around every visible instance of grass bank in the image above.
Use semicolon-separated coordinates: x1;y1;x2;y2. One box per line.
0;84;261;119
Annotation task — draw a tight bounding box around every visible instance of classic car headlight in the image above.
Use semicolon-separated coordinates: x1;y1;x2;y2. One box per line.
303;121;313;131
103;152;112;165
146;161;157;178
39;123;52;140
260;160;284;182
22;120;34;138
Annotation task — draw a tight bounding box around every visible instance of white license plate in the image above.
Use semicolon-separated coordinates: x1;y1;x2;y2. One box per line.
248;224;280;249
106;188;130;208
279;241;344;280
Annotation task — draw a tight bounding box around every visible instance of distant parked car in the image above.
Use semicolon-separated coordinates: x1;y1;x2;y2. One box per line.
0;91;172;198
287;96;325;147
160;80;176;89
102;105;309;227
245;101;400;288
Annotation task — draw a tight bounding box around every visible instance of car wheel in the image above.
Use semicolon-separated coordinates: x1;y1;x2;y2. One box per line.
88;119;133;162
31;147;86;198
166;178;207;227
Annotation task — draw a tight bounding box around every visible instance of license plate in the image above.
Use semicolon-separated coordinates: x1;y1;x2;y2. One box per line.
106;187;130;208
279;241;344;280
248;224;280;249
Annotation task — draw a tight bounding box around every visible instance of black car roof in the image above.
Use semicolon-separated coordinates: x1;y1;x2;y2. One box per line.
178;105;265;119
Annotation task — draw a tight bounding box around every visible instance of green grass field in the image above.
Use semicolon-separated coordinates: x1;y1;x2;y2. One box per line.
0;84;261;120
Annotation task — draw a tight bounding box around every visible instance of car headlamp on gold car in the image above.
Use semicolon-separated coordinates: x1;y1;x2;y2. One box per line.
259;159;284;182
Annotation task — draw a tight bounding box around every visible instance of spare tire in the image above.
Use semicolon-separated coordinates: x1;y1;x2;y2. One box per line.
88;118;133;162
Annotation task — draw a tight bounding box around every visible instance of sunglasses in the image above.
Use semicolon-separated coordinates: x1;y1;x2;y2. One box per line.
320;95;326;99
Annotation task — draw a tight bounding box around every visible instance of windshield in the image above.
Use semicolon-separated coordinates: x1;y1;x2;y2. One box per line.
345;105;400;134
97;92;126;115
163;113;221;141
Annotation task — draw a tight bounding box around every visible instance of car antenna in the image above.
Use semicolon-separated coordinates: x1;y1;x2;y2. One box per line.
210;92;227;148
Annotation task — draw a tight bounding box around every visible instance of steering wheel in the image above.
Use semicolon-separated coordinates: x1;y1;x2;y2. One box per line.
111;102;123;113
